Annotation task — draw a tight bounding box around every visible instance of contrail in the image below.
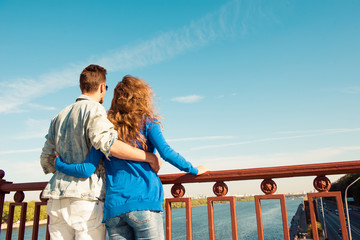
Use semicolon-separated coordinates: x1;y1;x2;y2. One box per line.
0;0;270;113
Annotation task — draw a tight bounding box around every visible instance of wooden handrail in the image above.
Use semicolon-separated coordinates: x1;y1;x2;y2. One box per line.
159;159;360;184
1;160;360;191
0;182;47;192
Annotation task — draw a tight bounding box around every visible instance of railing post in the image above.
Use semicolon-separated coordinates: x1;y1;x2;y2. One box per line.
254;179;290;240
165;183;193;240
207;181;238;240
6;191;27;240
0;170;12;236
307;175;348;240
32;191;49;240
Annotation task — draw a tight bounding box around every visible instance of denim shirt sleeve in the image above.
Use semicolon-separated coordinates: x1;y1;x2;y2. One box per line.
147;120;198;175
40;117;57;174
87;105;118;159
55;147;104;178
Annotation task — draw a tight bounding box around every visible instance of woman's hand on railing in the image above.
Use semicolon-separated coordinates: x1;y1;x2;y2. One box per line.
196;165;210;175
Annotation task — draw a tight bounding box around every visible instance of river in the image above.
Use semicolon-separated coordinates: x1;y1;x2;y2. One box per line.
0;198;303;239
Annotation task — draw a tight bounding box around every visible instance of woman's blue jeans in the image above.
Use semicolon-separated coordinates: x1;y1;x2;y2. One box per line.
105;211;164;240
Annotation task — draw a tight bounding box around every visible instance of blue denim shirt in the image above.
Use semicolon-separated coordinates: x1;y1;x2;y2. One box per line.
40;95;117;200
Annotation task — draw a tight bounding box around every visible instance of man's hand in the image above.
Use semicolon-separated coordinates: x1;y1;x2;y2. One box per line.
149;154;162;173
52;152;59;174
196;165;210;175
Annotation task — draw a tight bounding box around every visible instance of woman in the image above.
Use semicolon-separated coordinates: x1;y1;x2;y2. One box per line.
55;75;209;240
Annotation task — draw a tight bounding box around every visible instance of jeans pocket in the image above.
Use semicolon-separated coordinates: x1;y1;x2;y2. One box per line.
105;216;121;229
127;211;151;224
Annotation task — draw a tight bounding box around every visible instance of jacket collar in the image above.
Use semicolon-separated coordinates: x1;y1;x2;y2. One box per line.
76;94;97;103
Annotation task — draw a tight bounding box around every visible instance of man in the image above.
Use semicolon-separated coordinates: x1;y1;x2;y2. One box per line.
40;64;161;240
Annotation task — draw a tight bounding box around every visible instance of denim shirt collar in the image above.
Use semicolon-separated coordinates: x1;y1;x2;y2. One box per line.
76;94;97;103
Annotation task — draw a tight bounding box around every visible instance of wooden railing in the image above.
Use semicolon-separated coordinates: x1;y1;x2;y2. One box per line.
1;159;360;239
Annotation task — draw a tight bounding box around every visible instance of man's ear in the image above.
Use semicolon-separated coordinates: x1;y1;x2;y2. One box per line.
99;83;106;93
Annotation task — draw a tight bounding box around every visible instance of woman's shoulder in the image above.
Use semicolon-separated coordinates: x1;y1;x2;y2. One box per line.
144;117;161;129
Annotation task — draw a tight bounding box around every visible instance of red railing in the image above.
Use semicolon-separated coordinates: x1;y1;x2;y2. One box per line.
1;159;360;239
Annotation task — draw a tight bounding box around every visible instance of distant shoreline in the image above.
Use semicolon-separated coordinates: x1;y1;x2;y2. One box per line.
1;219;47;230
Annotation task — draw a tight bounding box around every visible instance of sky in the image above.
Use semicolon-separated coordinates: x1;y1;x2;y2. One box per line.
0;0;359;200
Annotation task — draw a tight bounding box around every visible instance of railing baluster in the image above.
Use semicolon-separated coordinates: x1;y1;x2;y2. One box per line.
165;198;192;240
0;170;11;236
207;181;238;240
32;202;41;240
6;202;15;240
307;175;349;240
307;192;348;240
31;192;49;240
6;203;28;240
254;179;290;240
0;192;7;235
32;191;48;240
254;194;289;240
207;196;238;240
6;191;27;240
46;216;50;240
254;196;264;239
17;201;27;240
207;199;215;240
165;183;192;240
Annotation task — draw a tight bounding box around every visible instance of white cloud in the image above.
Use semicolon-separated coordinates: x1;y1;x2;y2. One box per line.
167;136;236;142
12;119;50;140
0;148;42;155
199;145;360;170
275;128;360;135
27;103;56;111
13;133;46;140
96;1;244;72
171;95;204;103
0;159;51;185
341;86;360;94
0;0;255;114
0;68;80;113
192;128;360;151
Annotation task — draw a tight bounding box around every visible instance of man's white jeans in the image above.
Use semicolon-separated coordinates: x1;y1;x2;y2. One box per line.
46;198;106;240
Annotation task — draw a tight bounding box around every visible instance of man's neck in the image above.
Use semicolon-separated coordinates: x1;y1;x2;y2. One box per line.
83;92;100;103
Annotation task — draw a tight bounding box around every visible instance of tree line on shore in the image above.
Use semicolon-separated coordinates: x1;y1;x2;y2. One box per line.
330;173;360;205
1;201;47;224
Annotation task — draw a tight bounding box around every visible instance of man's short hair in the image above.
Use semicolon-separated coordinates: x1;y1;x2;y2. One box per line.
80;64;107;93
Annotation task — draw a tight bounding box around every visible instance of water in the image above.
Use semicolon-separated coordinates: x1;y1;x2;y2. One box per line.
0;198;302;239
0;224;48;240
170;198;302;240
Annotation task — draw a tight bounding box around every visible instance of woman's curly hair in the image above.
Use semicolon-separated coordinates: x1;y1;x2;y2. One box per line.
107;75;161;150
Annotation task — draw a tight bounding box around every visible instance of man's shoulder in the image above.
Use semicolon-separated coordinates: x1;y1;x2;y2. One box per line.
51;97;98;121
51;103;73;122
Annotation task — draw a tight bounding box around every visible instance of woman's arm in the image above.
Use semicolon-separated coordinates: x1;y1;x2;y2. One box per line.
110;140;161;173
147;121;208;175
55;147;103;178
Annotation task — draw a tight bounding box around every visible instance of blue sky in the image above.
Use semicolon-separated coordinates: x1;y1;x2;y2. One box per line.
0;0;359;199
